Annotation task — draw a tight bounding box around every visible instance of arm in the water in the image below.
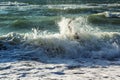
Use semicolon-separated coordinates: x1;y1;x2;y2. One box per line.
68;18;75;33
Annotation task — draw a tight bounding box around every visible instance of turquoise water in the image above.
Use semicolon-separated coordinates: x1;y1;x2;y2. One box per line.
0;1;120;61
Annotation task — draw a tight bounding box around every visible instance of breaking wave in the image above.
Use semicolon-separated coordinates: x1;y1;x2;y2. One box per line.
0;16;120;60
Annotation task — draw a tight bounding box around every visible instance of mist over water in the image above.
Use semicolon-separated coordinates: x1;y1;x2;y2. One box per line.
0;1;120;62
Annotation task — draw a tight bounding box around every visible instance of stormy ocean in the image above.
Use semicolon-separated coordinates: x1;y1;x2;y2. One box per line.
0;0;120;80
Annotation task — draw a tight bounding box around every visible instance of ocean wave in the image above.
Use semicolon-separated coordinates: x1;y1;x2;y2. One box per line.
0;2;120;15
0;2;29;6
0;0;119;4
28;17;120;60
0;17;120;60
0;16;59;33
10;18;58;31
88;12;120;24
42;4;120;14
0;2;39;12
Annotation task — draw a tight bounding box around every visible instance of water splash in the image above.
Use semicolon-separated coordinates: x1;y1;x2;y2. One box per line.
21;16;120;60
58;17;100;39
0;16;120;60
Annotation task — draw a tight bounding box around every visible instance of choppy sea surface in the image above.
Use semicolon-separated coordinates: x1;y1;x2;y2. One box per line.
0;0;120;63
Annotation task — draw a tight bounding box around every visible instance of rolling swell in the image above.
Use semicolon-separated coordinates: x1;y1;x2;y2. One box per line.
88;12;120;25
0;15;59;33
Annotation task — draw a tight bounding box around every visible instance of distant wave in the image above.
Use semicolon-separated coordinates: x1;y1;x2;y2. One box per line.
0;0;119;4
0;2;120;13
88;12;120;24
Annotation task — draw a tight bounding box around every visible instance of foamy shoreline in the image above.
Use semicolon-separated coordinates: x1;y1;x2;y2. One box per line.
0;58;120;80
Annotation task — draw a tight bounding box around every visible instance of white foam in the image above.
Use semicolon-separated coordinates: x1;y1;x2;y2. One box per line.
21;17;120;59
105;12;120;18
0;16;120;60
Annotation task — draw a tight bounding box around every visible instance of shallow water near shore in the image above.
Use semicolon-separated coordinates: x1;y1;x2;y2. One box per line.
0;1;120;80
